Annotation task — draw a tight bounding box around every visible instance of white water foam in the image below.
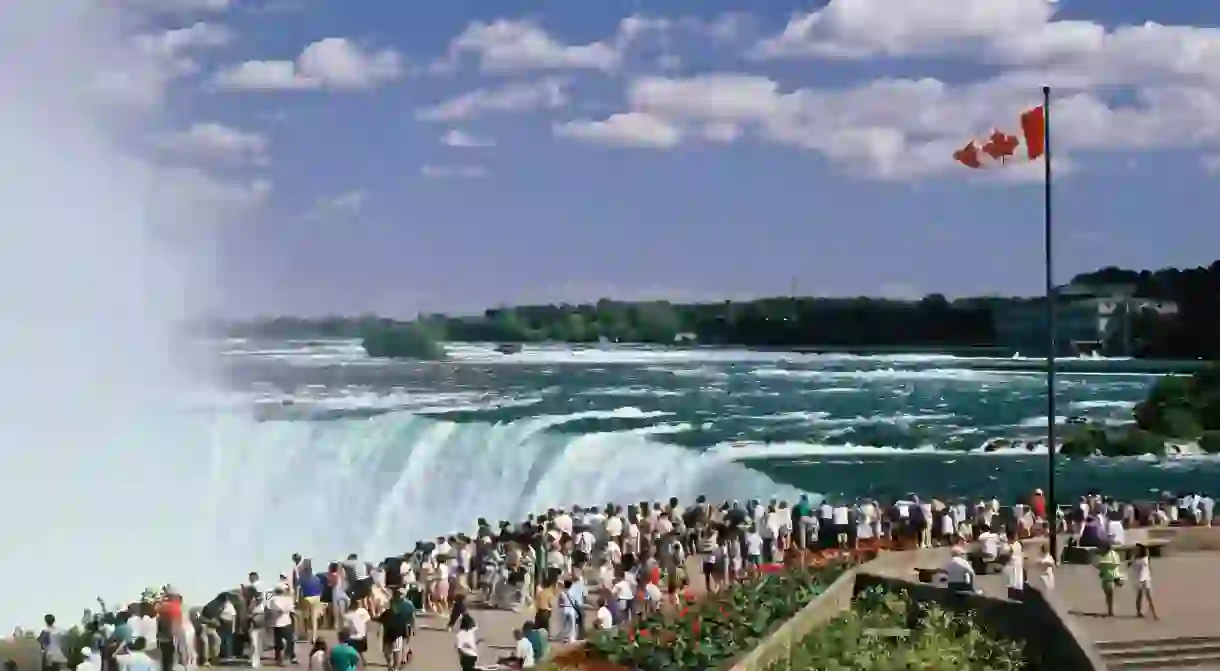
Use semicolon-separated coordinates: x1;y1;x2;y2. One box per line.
193;409;802;583
749;366;1036;384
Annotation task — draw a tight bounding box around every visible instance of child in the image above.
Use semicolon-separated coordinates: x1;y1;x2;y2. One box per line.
1130;544;1159;620
307;639;327;671
1037;546;1056;591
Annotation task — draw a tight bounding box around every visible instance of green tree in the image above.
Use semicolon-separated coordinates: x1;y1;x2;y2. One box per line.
361;322;446;360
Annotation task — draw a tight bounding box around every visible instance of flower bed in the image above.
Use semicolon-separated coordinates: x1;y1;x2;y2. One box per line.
566;559;854;671
766;586;1027;671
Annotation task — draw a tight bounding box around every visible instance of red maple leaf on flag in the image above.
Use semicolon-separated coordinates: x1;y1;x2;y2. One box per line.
981;129;1019;162
953;141;982;169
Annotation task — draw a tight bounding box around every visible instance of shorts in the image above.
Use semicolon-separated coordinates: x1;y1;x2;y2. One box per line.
350;638;368;654
383;629;406;652
747;554;761;566
702;561;715;575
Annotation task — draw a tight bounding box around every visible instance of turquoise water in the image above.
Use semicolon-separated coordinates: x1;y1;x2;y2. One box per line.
221;340;1219;510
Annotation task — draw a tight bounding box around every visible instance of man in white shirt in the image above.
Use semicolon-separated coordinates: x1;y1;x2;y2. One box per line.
831;503;850;548
269;586;297;664
977;528;1001;562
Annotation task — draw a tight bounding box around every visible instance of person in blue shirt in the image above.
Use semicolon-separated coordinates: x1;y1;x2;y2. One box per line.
299;569;324;645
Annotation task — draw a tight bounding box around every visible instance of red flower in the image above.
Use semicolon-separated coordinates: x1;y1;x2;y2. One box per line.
626;629;636;642
691;620;701;635
678;606;689;617
639;629;651;638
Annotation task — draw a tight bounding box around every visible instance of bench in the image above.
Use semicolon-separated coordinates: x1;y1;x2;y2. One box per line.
913;567;941;583
1061;539;1171;565
1116;539;1171;560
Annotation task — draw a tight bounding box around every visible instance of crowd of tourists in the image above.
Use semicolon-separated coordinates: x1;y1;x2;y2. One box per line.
18;489;1214;671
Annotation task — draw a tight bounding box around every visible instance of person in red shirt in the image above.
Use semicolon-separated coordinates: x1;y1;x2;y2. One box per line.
1031;489;1047;527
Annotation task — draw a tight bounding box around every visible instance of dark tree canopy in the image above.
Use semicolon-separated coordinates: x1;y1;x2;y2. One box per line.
222;260;1220;360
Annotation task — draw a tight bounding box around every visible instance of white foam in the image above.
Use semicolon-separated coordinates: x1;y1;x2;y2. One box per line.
749;367;1034;384
190;409;798;595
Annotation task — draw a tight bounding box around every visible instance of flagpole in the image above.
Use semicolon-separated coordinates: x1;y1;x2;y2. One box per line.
1042;84;1059;561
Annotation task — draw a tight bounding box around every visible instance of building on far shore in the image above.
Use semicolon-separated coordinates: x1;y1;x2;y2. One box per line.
992;282;1178;356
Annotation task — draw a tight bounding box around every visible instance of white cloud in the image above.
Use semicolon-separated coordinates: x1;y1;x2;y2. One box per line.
320;190;366;213
157;122;269;164
421;165;488;179
212;37;402;91
134;21;232;59
441;129;495;148
447;19;621;72
416;78;567;121
133;21;233;77
554;113;681;149
154;168;272;214
753;0;1057;60
559;59;1220;180
749;0;1220;93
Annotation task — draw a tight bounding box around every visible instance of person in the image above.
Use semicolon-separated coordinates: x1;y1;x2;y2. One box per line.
594;599;613;631
455;614;479;671
1130;544;1159;620
38;614;68;671
556;580;578;644
380;589;415;671
565;576;587;639
297;561;324;645
114;638;155;671
306;640;327;671
340;600;370;667
522;622;547;663
941;545;976;594
499;628;535;669
328;631;360;671
1037;546;1056;592
976;526;1000;563
269;586;296;665
532;579;555;633
1095;542;1124;617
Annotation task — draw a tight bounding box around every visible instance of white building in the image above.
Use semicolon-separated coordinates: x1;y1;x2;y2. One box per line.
993;283;1177;356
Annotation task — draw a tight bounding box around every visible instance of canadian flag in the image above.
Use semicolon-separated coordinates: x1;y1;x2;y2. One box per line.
954;105;1046;169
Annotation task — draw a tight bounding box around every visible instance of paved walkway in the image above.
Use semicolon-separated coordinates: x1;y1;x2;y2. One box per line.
303;556;710;671
1056;551;1220;643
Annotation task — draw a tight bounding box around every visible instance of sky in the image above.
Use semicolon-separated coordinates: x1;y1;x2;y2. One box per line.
95;0;1220;315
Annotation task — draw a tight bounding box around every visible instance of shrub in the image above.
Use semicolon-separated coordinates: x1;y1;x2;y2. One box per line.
582;560;853;671
767;586;1026;671
1134;364;1220;438
1200;431;1220;454
360;322;446;360
1061;424;1168;458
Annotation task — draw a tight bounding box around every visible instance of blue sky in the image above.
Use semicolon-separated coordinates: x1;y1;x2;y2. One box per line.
126;0;1220;316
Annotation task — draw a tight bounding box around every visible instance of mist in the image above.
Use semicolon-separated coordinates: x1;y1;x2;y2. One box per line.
0;1;234;627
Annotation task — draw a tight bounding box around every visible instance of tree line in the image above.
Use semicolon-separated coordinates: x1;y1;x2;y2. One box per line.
222;260;1220;360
